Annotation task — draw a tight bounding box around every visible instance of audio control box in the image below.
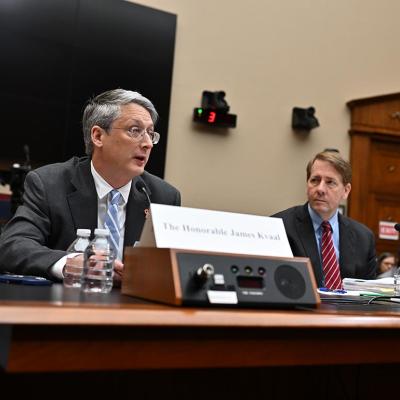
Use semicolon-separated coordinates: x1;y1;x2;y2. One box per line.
122;247;320;308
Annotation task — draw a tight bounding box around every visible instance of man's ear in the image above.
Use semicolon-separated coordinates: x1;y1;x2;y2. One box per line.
342;183;351;200
91;126;104;148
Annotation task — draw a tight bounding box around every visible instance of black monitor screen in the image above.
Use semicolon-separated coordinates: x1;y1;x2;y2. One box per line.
0;0;176;178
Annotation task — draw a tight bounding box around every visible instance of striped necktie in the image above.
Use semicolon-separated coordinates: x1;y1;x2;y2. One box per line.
104;189;121;258
321;221;342;289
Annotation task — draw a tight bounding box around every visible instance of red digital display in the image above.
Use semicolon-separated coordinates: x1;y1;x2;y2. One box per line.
208;111;216;123
237;276;264;289
193;108;237;128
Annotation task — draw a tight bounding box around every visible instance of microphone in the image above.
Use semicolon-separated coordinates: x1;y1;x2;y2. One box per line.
23;144;30;167
135;179;151;207
395;223;400;232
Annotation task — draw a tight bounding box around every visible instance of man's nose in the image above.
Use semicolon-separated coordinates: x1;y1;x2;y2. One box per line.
140;133;154;148
316;181;326;192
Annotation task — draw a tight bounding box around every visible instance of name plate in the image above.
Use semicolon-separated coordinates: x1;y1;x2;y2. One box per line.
139;204;293;257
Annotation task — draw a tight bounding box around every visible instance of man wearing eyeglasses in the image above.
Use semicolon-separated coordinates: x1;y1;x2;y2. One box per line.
0;89;181;282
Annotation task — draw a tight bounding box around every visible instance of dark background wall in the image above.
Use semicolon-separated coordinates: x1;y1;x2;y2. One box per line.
0;0;176;178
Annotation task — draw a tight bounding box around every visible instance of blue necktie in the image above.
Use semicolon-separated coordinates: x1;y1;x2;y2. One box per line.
104;189;121;258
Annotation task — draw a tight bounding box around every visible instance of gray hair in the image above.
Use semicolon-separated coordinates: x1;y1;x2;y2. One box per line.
82;89;159;155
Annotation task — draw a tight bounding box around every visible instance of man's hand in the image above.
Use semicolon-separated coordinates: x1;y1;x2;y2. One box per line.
63;253;84;277
113;259;124;286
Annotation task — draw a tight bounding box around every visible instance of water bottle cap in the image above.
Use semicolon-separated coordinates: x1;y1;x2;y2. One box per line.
94;228;110;236
76;228;91;237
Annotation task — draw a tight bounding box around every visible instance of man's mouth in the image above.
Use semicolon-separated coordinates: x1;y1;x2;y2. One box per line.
134;154;146;162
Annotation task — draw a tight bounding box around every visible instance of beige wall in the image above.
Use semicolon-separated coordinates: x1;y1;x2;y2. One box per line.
132;0;400;215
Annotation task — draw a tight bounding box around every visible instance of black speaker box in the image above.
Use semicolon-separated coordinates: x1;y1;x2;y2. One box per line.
292;107;319;130
122;248;320;308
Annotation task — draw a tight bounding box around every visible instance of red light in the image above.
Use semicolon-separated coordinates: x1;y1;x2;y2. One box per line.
208;111;216;123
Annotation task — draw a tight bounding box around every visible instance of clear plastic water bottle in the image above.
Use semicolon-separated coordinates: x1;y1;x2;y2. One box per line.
63;228;91;288
81;228;115;293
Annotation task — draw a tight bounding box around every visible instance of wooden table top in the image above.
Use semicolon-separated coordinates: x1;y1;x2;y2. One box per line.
1;282;400;329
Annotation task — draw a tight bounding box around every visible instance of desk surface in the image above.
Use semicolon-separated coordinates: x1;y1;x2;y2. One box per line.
1;283;400;372
1;282;400;328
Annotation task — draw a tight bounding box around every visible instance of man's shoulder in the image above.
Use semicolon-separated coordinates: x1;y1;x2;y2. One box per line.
339;214;374;236
32;156;89;177
141;170;179;193
26;157;90;191
271;204;306;219
139;171;181;205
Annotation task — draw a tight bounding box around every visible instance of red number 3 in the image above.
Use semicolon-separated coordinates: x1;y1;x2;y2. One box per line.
208;111;216;123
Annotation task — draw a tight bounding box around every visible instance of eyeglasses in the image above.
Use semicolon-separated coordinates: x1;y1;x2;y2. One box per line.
110;127;160;144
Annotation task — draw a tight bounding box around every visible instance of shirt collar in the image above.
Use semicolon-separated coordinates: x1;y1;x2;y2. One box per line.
307;203;339;233
90;161;131;204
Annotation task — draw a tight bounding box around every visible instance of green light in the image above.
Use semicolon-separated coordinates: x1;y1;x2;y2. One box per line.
197;108;203;115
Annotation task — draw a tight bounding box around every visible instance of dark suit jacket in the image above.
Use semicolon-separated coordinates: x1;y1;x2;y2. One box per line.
0;157;181;279
272;203;377;286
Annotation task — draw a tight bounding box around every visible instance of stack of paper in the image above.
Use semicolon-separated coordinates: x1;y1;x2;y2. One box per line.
317;287;384;304
342;277;395;295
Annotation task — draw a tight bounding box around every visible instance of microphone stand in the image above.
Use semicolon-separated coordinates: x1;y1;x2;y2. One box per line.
9;145;31;215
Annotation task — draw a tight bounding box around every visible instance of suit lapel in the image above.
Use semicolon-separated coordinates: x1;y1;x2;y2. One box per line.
295;204;324;286
124;176;149;247
338;215;356;277
67;159;98;233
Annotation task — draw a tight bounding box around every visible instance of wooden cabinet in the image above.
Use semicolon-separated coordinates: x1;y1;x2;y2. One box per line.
347;93;400;255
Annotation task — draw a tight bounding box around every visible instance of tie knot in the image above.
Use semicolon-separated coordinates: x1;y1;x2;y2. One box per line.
109;189;121;206
321;221;332;232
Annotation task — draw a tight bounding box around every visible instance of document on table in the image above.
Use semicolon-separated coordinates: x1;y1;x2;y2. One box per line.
317;288;379;304
342;277;395;295
317;278;400;304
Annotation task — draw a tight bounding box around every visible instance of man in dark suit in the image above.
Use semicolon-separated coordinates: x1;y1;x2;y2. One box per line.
272;151;376;288
0;89;180;282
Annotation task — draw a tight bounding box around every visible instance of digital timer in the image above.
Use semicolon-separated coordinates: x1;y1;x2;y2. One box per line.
193;107;237;128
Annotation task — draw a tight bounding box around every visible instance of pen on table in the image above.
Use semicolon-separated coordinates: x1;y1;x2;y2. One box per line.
318;288;347;293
